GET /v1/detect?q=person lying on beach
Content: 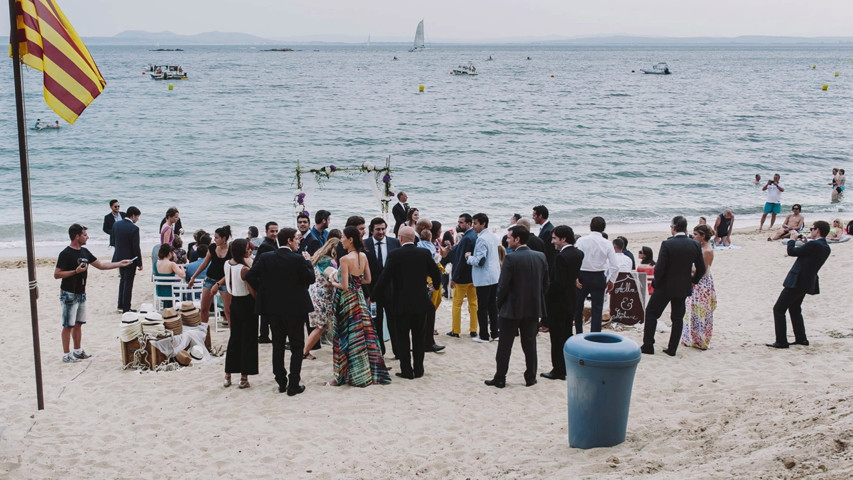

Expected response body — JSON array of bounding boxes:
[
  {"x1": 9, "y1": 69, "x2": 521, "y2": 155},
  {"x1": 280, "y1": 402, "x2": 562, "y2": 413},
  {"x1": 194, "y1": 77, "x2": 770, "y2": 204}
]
[
  {"x1": 768, "y1": 204, "x2": 804, "y2": 241},
  {"x1": 826, "y1": 219, "x2": 845, "y2": 241}
]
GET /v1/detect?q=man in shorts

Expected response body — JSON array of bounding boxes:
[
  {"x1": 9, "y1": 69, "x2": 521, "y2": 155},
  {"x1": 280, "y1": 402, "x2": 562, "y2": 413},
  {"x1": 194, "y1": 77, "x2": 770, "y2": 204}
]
[
  {"x1": 759, "y1": 174, "x2": 784, "y2": 231},
  {"x1": 55, "y1": 224, "x2": 131, "y2": 363}
]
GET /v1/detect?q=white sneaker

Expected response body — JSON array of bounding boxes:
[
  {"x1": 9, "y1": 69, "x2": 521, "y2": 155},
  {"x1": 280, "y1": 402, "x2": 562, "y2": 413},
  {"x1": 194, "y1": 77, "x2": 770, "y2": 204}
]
[
  {"x1": 62, "y1": 353, "x2": 80, "y2": 363},
  {"x1": 472, "y1": 337, "x2": 490, "y2": 343}
]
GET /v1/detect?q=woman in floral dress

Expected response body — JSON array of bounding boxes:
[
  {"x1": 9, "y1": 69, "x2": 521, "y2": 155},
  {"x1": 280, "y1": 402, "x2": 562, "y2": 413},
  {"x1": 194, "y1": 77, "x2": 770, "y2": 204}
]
[
  {"x1": 303, "y1": 237, "x2": 340, "y2": 359},
  {"x1": 682, "y1": 224, "x2": 717, "y2": 349}
]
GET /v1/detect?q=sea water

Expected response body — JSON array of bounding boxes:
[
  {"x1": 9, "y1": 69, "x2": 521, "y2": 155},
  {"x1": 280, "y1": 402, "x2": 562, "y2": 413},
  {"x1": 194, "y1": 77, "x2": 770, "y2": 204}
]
[{"x1": 1, "y1": 45, "x2": 850, "y2": 254}]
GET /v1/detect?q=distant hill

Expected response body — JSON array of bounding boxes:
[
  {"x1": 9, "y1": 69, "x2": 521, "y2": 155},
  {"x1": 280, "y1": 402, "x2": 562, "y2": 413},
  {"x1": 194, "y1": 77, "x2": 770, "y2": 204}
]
[
  {"x1": 83, "y1": 30, "x2": 272, "y2": 45},
  {"x1": 82, "y1": 31, "x2": 853, "y2": 46}
]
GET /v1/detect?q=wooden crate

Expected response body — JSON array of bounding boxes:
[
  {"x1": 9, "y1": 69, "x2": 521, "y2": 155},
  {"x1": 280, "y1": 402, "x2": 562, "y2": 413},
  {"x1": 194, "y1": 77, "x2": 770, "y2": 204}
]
[{"x1": 120, "y1": 338, "x2": 168, "y2": 369}]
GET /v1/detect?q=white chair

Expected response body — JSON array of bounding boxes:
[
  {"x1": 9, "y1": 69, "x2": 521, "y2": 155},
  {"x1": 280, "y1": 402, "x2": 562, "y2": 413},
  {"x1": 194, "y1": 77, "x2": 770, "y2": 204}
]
[
  {"x1": 213, "y1": 291, "x2": 229, "y2": 332},
  {"x1": 152, "y1": 276, "x2": 183, "y2": 311}
]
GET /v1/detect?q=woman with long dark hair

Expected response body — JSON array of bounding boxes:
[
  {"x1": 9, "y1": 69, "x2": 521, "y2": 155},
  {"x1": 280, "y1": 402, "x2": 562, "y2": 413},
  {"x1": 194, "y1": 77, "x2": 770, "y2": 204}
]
[
  {"x1": 637, "y1": 246, "x2": 656, "y2": 295},
  {"x1": 223, "y1": 238, "x2": 257, "y2": 389},
  {"x1": 188, "y1": 225, "x2": 232, "y2": 325},
  {"x1": 160, "y1": 207, "x2": 180, "y2": 245},
  {"x1": 327, "y1": 226, "x2": 390, "y2": 387}
]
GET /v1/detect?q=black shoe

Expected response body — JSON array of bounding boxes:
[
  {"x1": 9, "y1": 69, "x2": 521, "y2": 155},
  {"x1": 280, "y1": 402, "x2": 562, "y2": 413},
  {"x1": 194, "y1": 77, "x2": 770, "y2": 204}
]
[
  {"x1": 428, "y1": 344, "x2": 446, "y2": 352},
  {"x1": 766, "y1": 342, "x2": 789, "y2": 349},
  {"x1": 790, "y1": 339, "x2": 810, "y2": 346},
  {"x1": 640, "y1": 344, "x2": 654, "y2": 355},
  {"x1": 445, "y1": 332, "x2": 460, "y2": 338},
  {"x1": 277, "y1": 380, "x2": 288, "y2": 393},
  {"x1": 414, "y1": 371, "x2": 424, "y2": 378},
  {"x1": 662, "y1": 348, "x2": 676, "y2": 357},
  {"x1": 258, "y1": 336, "x2": 272, "y2": 344},
  {"x1": 286, "y1": 385, "x2": 305, "y2": 396},
  {"x1": 540, "y1": 371, "x2": 566, "y2": 380},
  {"x1": 525, "y1": 378, "x2": 537, "y2": 387},
  {"x1": 470, "y1": 332, "x2": 478, "y2": 338},
  {"x1": 395, "y1": 372, "x2": 414, "y2": 379},
  {"x1": 484, "y1": 378, "x2": 506, "y2": 388}
]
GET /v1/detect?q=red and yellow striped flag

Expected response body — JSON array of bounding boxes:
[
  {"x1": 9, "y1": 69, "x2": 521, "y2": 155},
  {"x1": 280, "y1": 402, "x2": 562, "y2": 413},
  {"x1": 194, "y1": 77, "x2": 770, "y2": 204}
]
[{"x1": 11, "y1": 0, "x2": 105, "y2": 124}]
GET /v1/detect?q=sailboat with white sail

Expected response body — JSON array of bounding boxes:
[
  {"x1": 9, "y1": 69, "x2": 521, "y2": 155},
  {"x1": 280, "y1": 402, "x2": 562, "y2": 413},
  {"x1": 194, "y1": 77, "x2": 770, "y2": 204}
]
[{"x1": 409, "y1": 20, "x2": 425, "y2": 52}]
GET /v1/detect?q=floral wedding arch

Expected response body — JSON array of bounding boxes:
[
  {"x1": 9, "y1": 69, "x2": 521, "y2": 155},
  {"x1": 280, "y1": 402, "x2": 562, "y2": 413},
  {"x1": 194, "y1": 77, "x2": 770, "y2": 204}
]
[{"x1": 293, "y1": 155, "x2": 394, "y2": 218}]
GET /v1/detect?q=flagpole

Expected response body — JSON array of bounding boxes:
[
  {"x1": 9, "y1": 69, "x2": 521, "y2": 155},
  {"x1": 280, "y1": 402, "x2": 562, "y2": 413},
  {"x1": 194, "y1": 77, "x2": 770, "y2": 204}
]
[{"x1": 9, "y1": 0, "x2": 46, "y2": 411}]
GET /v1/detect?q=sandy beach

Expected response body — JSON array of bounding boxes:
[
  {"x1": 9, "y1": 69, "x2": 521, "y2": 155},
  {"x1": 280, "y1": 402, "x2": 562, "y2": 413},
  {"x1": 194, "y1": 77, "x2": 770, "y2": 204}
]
[{"x1": 1, "y1": 223, "x2": 851, "y2": 479}]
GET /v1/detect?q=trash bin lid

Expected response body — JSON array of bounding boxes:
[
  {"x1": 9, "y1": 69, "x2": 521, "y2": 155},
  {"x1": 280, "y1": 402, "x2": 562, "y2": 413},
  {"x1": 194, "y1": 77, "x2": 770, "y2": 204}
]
[{"x1": 563, "y1": 333, "x2": 641, "y2": 368}]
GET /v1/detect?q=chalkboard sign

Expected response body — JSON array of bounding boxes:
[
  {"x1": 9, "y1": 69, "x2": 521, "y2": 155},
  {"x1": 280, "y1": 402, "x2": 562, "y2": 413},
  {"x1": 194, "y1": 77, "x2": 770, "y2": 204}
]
[{"x1": 609, "y1": 272, "x2": 645, "y2": 326}]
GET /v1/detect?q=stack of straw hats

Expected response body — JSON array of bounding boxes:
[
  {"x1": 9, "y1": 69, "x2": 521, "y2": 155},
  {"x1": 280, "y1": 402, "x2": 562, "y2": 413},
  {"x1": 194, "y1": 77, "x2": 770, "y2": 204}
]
[
  {"x1": 179, "y1": 301, "x2": 201, "y2": 327},
  {"x1": 162, "y1": 308, "x2": 183, "y2": 335},
  {"x1": 141, "y1": 312, "x2": 165, "y2": 336},
  {"x1": 120, "y1": 311, "x2": 142, "y2": 342}
]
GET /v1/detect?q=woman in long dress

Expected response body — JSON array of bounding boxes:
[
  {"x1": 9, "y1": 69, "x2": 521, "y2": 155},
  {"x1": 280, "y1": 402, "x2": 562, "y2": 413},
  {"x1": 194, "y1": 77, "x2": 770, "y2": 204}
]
[
  {"x1": 160, "y1": 207, "x2": 179, "y2": 245},
  {"x1": 223, "y1": 239, "x2": 257, "y2": 389},
  {"x1": 303, "y1": 237, "x2": 340, "y2": 359},
  {"x1": 328, "y1": 226, "x2": 390, "y2": 387},
  {"x1": 682, "y1": 224, "x2": 717, "y2": 349}
]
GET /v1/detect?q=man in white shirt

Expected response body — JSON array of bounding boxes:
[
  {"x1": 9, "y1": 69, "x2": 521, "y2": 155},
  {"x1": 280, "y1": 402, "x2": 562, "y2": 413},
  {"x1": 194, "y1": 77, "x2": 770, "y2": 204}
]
[
  {"x1": 612, "y1": 238, "x2": 633, "y2": 273},
  {"x1": 759, "y1": 173, "x2": 784, "y2": 231},
  {"x1": 574, "y1": 216, "x2": 620, "y2": 332}
]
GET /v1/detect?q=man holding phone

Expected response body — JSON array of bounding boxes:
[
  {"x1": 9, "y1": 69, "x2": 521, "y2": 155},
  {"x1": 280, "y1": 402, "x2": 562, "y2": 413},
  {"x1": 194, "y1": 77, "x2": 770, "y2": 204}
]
[
  {"x1": 759, "y1": 173, "x2": 785, "y2": 231},
  {"x1": 112, "y1": 206, "x2": 143, "y2": 312},
  {"x1": 55, "y1": 224, "x2": 132, "y2": 362}
]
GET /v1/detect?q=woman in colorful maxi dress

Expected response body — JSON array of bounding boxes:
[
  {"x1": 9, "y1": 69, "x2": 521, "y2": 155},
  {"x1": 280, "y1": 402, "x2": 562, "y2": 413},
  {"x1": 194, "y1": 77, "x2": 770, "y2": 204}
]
[
  {"x1": 328, "y1": 227, "x2": 391, "y2": 387},
  {"x1": 682, "y1": 224, "x2": 717, "y2": 349}
]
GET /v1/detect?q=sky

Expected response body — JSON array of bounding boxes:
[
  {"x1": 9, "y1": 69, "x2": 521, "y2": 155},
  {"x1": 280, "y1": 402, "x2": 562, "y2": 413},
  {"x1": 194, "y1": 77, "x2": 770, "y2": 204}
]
[{"x1": 4, "y1": 0, "x2": 853, "y2": 40}]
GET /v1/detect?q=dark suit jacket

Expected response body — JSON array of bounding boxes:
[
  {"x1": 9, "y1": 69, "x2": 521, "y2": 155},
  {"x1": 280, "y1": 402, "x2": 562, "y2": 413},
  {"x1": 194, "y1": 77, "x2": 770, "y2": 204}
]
[
  {"x1": 374, "y1": 244, "x2": 440, "y2": 315},
  {"x1": 256, "y1": 237, "x2": 278, "y2": 257},
  {"x1": 783, "y1": 238, "x2": 830, "y2": 294},
  {"x1": 547, "y1": 246, "x2": 584, "y2": 315},
  {"x1": 298, "y1": 235, "x2": 321, "y2": 256},
  {"x1": 526, "y1": 233, "x2": 545, "y2": 253},
  {"x1": 111, "y1": 219, "x2": 142, "y2": 268},
  {"x1": 246, "y1": 248, "x2": 316, "y2": 316},
  {"x1": 497, "y1": 246, "x2": 549, "y2": 320},
  {"x1": 653, "y1": 234, "x2": 706, "y2": 298},
  {"x1": 364, "y1": 236, "x2": 401, "y2": 301},
  {"x1": 392, "y1": 203, "x2": 408, "y2": 236},
  {"x1": 102, "y1": 211, "x2": 126, "y2": 247},
  {"x1": 442, "y1": 228, "x2": 477, "y2": 284},
  {"x1": 538, "y1": 221, "x2": 556, "y2": 276}
]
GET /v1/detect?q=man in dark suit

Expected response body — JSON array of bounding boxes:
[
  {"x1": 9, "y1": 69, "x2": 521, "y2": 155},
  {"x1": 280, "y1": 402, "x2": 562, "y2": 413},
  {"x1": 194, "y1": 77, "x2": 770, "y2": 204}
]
[
  {"x1": 364, "y1": 217, "x2": 401, "y2": 356},
  {"x1": 374, "y1": 227, "x2": 441, "y2": 379},
  {"x1": 296, "y1": 214, "x2": 320, "y2": 256},
  {"x1": 516, "y1": 218, "x2": 545, "y2": 252},
  {"x1": 641, "y1": 216, "x2": 706, "y2": 356},
  {"x1": 111, "y1": 206, "x2": 142, "y2": 312},
  {"x1": 392, "y1": 191, "x2": 409, "y2": 237},
  {"x1": 767, "y1": 220, "x2": 831, "y2": 348},
  {"x1": 533, "y1": 205, "x2": 555, "y2": 272},
  {"x1": 254, "y1": 221, "x2": 278, "y2": 343},
  {"x1": 485, "y1": 225, "x2": 549, "y2": 388},
  {"x1": 102, "y1": 199, "x2": 125, "y2": 248},
  {"x1": 541, "y1": 225, "x2": 584, "y2": 380},
  {"x1": 246, "y1": 228, "x2": 316, "y2": 396}
]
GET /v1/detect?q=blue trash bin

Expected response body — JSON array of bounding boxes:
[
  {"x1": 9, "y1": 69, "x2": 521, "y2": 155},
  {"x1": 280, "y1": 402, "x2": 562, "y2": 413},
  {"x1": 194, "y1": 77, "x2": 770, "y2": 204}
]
[{"x1": 563, "y1": 332, "x2": 641, "y2": 449}]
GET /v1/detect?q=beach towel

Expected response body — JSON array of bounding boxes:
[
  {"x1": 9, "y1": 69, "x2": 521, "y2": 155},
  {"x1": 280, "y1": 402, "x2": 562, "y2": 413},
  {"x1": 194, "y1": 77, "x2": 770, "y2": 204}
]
[{"x1": 713, "y1": 245, "x2": 742, "y2": 250}]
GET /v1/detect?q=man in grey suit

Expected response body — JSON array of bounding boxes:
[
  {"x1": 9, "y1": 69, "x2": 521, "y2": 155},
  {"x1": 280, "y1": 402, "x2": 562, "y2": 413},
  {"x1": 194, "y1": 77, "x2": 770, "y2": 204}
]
[{"x1": 485, "y1": 225, "x2": 549, "y2": 388}]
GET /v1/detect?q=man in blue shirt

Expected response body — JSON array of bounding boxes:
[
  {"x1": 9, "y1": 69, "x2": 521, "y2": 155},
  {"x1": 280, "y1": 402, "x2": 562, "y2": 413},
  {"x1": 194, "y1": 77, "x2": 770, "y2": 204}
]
[{"x1": 466, "y1": 213, "x2": 501, "y2": 343}]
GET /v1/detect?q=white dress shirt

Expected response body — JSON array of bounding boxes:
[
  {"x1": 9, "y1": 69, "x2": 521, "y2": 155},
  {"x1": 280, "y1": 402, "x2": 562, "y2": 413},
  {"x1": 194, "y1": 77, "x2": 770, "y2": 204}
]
[
  {"x1": 576, "y1": 231, "x2": 620, "y2": 283},
  {"x1": 614, "y1": 252, "x2": 633, "y2": 273}
]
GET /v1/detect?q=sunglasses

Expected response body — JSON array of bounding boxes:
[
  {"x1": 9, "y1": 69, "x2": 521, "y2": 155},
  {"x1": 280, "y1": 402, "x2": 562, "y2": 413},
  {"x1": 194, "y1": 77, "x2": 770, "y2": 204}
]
[{"x1": 809, "y1": 227, "x2": 817, "y2": 231}]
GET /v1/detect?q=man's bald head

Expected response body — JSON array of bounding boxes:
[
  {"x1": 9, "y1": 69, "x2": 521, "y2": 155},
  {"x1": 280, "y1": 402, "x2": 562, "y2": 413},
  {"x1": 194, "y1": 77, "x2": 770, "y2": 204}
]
[{"x1": 398, "y1": 226, "x2": 416, "y2": 243}]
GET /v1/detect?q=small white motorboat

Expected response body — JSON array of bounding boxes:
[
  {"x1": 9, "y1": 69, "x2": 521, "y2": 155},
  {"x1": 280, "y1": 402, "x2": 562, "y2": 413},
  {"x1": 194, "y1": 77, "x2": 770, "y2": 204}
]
[
  {"x1": 147, "y1": 64, "x2": 188, "y2": 80},
  {"x1": 641, "y1": 62, "x2": 671, "y2": 75},
  {"x1": 452, "y1": 62, "x2": 478, "y2": 76}
]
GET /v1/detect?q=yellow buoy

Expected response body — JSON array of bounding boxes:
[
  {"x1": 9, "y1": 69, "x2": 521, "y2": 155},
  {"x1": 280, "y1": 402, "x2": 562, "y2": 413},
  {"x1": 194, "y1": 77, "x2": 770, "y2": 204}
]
[
  {"x1": 812, "y1": 64, "x2": 816, "y2": 69},
  {"x1": 168, "y1": 83, "x2": 174, "y2": 90},
  {"x1": 419, "y1": 84, "x2": 424, "y2": 92},
  {"x1": 822, "y1": 83, "x2": 828, "y2": 91},
  {"x1": 835, "y1": 71, "x2": 839, "y2": 77}
]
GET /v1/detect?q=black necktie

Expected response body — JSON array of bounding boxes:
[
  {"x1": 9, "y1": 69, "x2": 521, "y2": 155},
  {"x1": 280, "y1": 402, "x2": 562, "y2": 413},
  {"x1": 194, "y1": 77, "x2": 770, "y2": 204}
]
[{"x1": 377, "y1": 241, "x2": 383, "y2": 267}]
